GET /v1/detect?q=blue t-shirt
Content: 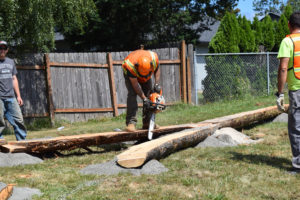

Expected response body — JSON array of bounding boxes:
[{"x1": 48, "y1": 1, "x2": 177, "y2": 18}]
[{"x1": 0, "y1": 57, "x2": 17, "y2": 98}]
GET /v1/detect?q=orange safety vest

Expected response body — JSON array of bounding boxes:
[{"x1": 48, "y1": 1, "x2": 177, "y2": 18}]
[
  {"x1": 122, "y1": 50, "x2": 159, "y2": 83},
  {"x1": 288, "y1": 33, "x2": 300, "y2": 79}
]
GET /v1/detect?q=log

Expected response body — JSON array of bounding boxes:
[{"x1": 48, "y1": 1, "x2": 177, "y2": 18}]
[
  {"x1": 0, "y1": 105, "x2": 286, "y2": 154},
  {"x1": 116, "y1": 105, "x2": 285, "y2": 168},
  {"x1": 0, "y1": 184, "x2": 15, "y2": 200},
  {"x1": 202, "y1": 105, "x2": 288, "y2": 129},
  {"x1": 117, "y1": 124, "x2": 218, "y2": 168},
  {"x1": 0, "y1": 124, "x2": 198, "y2": 153}
]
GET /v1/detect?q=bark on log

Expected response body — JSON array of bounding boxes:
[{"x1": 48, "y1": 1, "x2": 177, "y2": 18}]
[
  {"x1": 0, "y1": 105, "x2": 285, "y2": 154},
  {"x1": 0, "y1": 124, "x2": 198, "y2": 153},
  {"x1": 0, "y1": 184, "x2": 14, "y2": 200},
  {"x1": 202, "y1": 105, "x2": 288, "y2": 129},
  {"x1": 116, "y1": 105, "x2": 285, "y2": 168},
  {"x1": 117, "y1": 124, "x2": 218, "y2": 168}
]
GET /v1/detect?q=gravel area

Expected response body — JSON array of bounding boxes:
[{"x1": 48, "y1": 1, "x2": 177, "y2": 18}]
[
  {"x1": 0, "y1": 153, "x2": 43, "y2": 167},
  {"x1": 80, "y1": 158, "x2": 168, "y2": 176},
  {"x1": 0, "y1": 182, "x2": 42, "y2": 200}
]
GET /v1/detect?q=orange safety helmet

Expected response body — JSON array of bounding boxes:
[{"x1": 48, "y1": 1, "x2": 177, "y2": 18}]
[{"x1": 137, "y1": 56, "x2": 152, "y2": 76}]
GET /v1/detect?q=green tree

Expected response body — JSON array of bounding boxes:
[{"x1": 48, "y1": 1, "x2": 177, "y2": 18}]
[
  {"x1": 252, "y1": 16, "x2": 263, "y2": 51},
  {"x1": 261, "y1": 15, "x2": 275, "y2": 51},
  {"x1": 283, "y1": 4, "x2": 293, "y2": 19},
  {"x1": 286, "y1": 0, "x2": 300, "y2": 11},
  {"x1": 273, "y1": 6, "x2": 290, "y2": 51},
  {"x1": 209, "y1": 12, "x2": 240, "y2": 53},
  {"x1": 253, "y1": 0, "x2": 298, "y2": 16},
  {"x1": 0, "y1": 0, "x2": 96, "y2": 53},
  {"x1": 238, "y1": 16, "x2": 256, "y2": 52},
  {"x1": 253, "y1": 0, "x2": 282, "y2": 16},
  {"x1": 65, "y1": 0, "x2": 239, "y2": 51}
]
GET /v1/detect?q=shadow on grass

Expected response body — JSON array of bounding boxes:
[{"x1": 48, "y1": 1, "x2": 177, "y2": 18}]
[{"x1": 230, "y1": 151, "x2": 291, "y2": 170}]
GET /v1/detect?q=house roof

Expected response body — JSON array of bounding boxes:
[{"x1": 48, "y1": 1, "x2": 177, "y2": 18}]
[
  {"x1": 197, "y1": 20, "x2": 220, "y2": 43},
  {"x1": 259, "y1": 12, "x2": 281, "y2": 21}
]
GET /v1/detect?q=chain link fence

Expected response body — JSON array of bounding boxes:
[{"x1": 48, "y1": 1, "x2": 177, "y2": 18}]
[{"x1": 194, "y1": 52, "x2": 279, "y2": 105}]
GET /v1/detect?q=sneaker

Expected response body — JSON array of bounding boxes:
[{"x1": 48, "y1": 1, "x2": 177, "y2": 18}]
[
  {"x1": 142, "y1": 124, "x2": 160, "y2": 130},
  {"x1": 126, "y1": 124, "x2": 136, "y2": 132},
  {"x1": 286, "y1": 167, "x2": 300, "y2": 175}
]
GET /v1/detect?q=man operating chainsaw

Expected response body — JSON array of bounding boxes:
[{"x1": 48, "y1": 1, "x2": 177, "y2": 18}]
[{"x1": 122, "y1": 49, "x2": 163, "y2": 132}]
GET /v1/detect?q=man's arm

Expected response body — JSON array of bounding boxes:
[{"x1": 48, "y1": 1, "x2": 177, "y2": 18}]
[
  {"x1": 277, "y1": 57, "x2": 290, "y2": 93},
  {"x1": 129, "y1": 77, "x2": 147, "y2": 100},
  {"x1": 12, "y1": 75, "x2": 23, "y2": 106}
]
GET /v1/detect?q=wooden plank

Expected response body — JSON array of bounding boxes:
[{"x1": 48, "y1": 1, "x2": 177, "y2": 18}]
[
  {"x1": 23, "y1": 113, "x2": 49, "y2": 118},
  {"x1": 45, "y1": 54, "x2": 55, "y2": 126},
  {"x1": 181, "y1": 40, "x2": 187, "y2": 103},
  {"x1": 65, "y1": 53, "x2": 75, "y2": 122},
  {"x1": 49, "y1": 62, "x2": 108, "y2": 68},
  {"x1": 2, "y1": 124, "x2": 197, "y2": 153},
  {"x1": 107, "y1": 53, "x2": 119, "y2": 116},
  {"x1": 16, "y1": 65, "x2": 45, "y2": 70},
  {"x1": 187, "y1": 57, "x2": 192, "y2": 104},
  {"x1": 117, "y1": 124, "x2": 217, "y2": 168},
  {"x1": 54, "y1": 108, "x2": 113, "y2": 113},
  {"x1": 116, "y1": 105, "x2": 285, "y2": 168}
]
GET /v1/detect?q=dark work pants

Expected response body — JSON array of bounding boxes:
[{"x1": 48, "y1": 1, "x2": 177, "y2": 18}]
[
  {"x1": 124, "y1": 76, "x2": 153, "y2": 126},
  {"x1": 288, "y1": 90, "x2": 300, "y2": 168}
]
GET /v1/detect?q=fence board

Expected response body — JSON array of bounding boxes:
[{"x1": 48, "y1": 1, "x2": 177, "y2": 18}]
[{"x1": 13, "y1": 47, "x2": 184, "y2": 123}]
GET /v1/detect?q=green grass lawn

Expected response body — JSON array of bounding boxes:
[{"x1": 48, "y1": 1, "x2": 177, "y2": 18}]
[{"x1": 1, "y1": 95, "x2": 298, "y2": 200}]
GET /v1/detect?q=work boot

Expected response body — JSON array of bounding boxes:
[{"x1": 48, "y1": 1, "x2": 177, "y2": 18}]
[
  {"x1": 142, "y1": 124, "x2": 160, "y2": 130},
  {"x1": 126, "y1": 124, "x2": 136, "y2": 132},
  {"x1": 286, "y1": 167, "x2": 300, "y2": 175}
]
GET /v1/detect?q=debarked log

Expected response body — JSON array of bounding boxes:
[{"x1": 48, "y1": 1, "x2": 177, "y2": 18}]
[
  {"x1": 117, "y1": 124, "x2": 218, "y2": 168},
  {"x1": 0, "y1": 184, "x2": 15, "y2": 200},
  {"x1": 116, "y1": 105, "x2": 286, "y2": 168},
  {"x1": 0, "y1": 124, "x2": 198, "y2": 153}
]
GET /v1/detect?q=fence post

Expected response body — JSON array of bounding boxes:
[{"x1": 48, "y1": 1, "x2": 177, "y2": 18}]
[
  {"x1": 44, "y1": 54, "x2": 55, "y2": 126},
  {"x1": 194, "y1": 52, "x2": 198, "y2": 105},
  {"x1": 267, "y1": 52, "x2": 270, "y2": 95},
  {"x1": 107, "y1": 53, "x2": 119, "y2": 116},
  {"x1": 180, "y1": 40, "x2": 187, "y2": 103}
]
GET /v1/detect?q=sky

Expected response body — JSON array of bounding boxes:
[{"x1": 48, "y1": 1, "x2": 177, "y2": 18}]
[
  {"x1": 237, "y1": 0, "x2": 288, "y2": 20},
  {"x1": 236, "y1": 0, "x2": 256, "y2": 20}
]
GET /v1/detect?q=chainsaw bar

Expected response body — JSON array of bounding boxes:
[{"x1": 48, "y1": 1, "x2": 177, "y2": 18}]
[{"x1": 148, "y1": 113, "x2": 155, "y2": 140}]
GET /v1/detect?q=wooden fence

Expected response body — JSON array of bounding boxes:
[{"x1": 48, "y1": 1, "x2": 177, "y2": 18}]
[{"x1": 16, "y1": 41, "x2": 195, "y2": 123}]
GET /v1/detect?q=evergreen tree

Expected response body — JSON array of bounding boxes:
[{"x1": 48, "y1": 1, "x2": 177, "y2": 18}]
[
  {"x1": 283, "y1": 4, "x2": 293, "y2": 20},
  {"x1": 238, "y1": 16, "x2": 256, "y2": 52},
  {"x1": 261, "y1": 15, "x2": 275, "y2": 51},
  {"x1": 252, "y1": 16, "x2": 263, "y2": 51},
  {"x1": 273, "y1": 11, "x2": 289, "y2": 51},
  {"x1": 0, "y1": 0, "x2": 96, "y2": 53},
  {"x1": 209, "y1": 12, "x2": 240, "y2": 53}
]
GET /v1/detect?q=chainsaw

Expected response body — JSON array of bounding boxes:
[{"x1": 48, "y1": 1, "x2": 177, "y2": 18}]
[{"x1": 147, "y1": 84, "x2": 166, "y2": 140}]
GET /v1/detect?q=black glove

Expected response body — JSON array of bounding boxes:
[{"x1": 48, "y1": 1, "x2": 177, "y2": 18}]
[
  {"x1": 143, "y1": 98, "x2": 151, "y2": 110},
  {"x1": 153, "y1": 83, "x2": 161, "y2": 93}
]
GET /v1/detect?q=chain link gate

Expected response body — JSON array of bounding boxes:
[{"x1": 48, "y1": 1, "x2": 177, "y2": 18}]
[{"x1": 194, "y1": 52, "x2": 279, "y2": 105}]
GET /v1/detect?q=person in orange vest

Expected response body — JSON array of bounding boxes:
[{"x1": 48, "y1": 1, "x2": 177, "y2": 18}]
[
  {"x1": 122, "y1": 49, "x2": 161, "y2": 132},
  {"x1": 277, "y1": 11, "x2": 300, "y2": 174}
]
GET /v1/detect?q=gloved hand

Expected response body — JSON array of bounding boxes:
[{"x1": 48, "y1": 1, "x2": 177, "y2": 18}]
[
  {"x1": 276, "y1": 92, "x2": 285, "y2": 112},
  {"x1": 154, "y1": 83, "x2": 162, "y2": 93},
  {"x1": 143, "y1": 98, "x2": 151, "y2": 110}
]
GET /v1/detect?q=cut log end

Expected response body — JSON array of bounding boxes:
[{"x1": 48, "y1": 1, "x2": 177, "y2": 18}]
[
  {"x1": 117, "y1": 156, "x2": 147, "y2": 168},
  {"x1": 0, "y1": 184, "x2": 15, "y2": 200}
]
